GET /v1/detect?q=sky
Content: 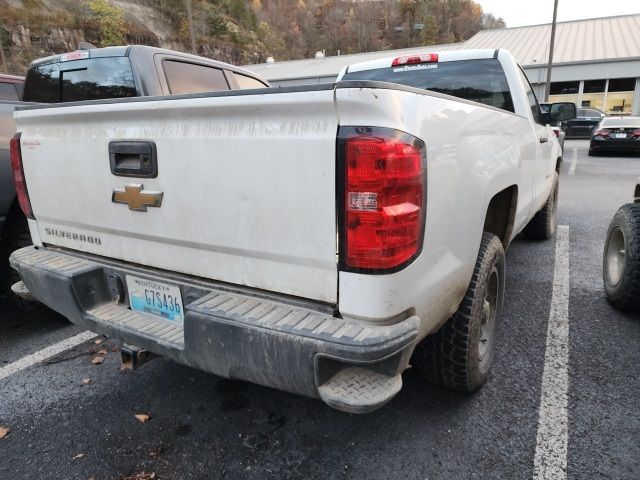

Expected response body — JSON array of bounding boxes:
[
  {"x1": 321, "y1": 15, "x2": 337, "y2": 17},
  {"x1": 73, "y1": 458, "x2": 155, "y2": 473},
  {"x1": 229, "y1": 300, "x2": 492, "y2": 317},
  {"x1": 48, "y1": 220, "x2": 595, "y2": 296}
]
[{"x1": 476, "y1": 0, "x2": 640, "y2": 28}]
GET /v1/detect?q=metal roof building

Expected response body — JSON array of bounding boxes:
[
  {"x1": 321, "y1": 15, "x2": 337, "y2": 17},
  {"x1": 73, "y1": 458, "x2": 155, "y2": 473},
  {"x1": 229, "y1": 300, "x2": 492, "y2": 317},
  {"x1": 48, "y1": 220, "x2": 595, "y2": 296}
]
[{"x1": 244, "y1": 14, "x2": 640, "y2": 115}]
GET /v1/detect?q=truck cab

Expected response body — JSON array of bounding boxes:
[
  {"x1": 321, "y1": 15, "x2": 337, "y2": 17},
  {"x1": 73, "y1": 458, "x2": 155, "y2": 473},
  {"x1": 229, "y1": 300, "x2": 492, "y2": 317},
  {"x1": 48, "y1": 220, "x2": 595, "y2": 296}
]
[{"x1": 21, "y1": 45, "x2": 268, "y2": 102}]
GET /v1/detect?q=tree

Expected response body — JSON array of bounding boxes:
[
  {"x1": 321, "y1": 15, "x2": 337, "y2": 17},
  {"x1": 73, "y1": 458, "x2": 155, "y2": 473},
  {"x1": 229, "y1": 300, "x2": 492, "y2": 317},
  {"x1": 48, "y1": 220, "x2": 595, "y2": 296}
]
[
  {"x1": 421, "y1": 15, "x2": 438, "y2": 45},
  {"x1": 89, "y1": 0, "x2": 126, "y2": 46},
  {"x1": 482, "y1": 12, "x2": 506, "y2": 30}
]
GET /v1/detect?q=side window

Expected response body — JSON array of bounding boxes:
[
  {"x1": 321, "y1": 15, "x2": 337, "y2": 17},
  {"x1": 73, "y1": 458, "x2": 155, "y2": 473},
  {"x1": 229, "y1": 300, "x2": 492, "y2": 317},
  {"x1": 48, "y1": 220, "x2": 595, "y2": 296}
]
[
  {"x1": 0, "y1": 82, "x2": 19, "y2": 101},
  {"x1": 518, "y1": 68, "x2": 542, "y2": 124},
  {"x1": 163, "y1": 60, "x2": 229, "y2": 95},
  {"x1": 234, "y1": 73, "x2": 267, "y2": 89}
]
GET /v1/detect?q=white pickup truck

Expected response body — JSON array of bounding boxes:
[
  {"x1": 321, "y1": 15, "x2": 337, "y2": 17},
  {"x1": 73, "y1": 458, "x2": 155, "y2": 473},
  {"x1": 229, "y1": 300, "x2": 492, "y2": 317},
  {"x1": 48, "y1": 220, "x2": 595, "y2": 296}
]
[{"x1": 9, "y1": 49, "x2": 575, "y2": 413}]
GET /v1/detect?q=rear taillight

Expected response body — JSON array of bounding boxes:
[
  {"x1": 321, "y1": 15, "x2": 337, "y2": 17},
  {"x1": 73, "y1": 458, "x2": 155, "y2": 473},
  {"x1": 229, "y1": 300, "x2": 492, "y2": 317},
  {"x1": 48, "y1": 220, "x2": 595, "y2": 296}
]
[
  {"x1": 593, "y1": 129, "x2": 611, "y2": 137},
  {"x1": 340, "y1": 127, "x2": 425, "y2": 271},
  {"x1": 552, "y1": 129, "x2": 560, "y2": 137},
  {"x1": 633, "y1": 129, "x2": 640, "y2": 138},
  {"x1": 10, "y1": 132, "x2": 34, "y2": 219}
]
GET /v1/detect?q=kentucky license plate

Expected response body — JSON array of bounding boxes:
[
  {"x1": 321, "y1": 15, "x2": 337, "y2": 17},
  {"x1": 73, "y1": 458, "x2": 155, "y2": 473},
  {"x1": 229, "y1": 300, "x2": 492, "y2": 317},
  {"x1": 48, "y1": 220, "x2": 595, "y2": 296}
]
[{"x1": 126, "y1": 275, "x2": 184, "y2": 323}]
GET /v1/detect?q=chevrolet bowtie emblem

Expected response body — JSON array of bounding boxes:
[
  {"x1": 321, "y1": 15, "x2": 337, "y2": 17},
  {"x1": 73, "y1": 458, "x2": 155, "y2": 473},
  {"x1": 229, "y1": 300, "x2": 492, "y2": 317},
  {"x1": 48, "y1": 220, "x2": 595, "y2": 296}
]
[{"x1": 112, "y1": 184, "x2": 163, "y2": 212}]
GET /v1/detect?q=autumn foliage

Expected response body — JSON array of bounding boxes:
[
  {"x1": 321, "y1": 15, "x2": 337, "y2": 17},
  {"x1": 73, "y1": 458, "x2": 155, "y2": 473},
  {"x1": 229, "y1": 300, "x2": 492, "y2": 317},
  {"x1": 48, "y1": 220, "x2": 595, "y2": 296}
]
[{"x1": 0, "y1": 0, "x2": 505, "y2": 74}]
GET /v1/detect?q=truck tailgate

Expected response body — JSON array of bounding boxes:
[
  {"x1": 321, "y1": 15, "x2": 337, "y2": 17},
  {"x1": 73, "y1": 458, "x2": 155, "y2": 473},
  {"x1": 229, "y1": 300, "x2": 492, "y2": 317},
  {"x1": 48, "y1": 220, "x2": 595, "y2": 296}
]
[{"x1": 16, "y1": 89, "x2": 339, "y2": 303}]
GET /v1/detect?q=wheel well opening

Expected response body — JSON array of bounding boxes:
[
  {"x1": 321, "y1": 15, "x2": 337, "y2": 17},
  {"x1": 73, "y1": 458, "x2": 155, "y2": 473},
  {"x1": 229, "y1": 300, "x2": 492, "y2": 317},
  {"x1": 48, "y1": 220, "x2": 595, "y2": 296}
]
[
  {"x1": 483, "y1": 186, "x2": 518, "y2": 249},
  {"x1": 556, "y1": 157, "x2": 562, "y2": 173}
]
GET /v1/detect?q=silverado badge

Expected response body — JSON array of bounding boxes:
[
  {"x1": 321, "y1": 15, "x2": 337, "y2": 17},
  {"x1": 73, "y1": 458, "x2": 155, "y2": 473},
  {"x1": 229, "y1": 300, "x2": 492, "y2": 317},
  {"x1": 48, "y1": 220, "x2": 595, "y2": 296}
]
[{"x1": 112, "y1": 184, "x2": 163, "y2": 212}]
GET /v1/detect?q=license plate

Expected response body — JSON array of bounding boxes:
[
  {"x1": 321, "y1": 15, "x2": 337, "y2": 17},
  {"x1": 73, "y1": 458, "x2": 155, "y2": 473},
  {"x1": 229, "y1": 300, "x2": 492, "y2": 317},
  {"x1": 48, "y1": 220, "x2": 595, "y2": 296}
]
[
  {"x1": 614, "y1": 133, "x2": 627, "y2": 139},
  {"x1": 126, "y1": 275, "x2": 184, "y2": 323}
]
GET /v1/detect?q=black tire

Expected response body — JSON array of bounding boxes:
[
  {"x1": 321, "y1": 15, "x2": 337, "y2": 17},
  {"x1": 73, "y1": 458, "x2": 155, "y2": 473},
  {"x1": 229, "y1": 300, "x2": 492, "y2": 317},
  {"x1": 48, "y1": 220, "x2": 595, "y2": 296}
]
[
  {"x1": 0, "y1": 213, "x2": 62, "y2": 319},
  {"x1": 603, "y1": 203, "x2": 640, "y2": 312},
  {"x1": 523, "y1": 172, "x2": 559, "y2": 240},
  {"x1": 588, "y1": 148, "x2": 595, "y2": 156},
  {"x1": 411, "y1": 232, "x2": 506, "y2": 392},
  {"x1": 1, "y1": 213, "x2": 31, "y2": 290}
]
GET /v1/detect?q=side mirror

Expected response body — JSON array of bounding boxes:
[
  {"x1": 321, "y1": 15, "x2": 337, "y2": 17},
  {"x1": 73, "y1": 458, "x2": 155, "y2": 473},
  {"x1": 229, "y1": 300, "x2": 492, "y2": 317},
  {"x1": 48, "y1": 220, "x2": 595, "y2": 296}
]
[{"x1": 549, "y1": 102, "x2": 577, "y2": 122}]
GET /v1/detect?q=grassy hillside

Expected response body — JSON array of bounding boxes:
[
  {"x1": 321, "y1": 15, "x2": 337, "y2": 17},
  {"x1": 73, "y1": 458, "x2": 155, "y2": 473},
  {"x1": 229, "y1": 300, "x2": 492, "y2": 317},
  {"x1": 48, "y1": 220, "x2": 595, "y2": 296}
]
[
  {"x1": 0, "y1": 0, "x2": 271, "y2": 74},
  {"x1": 0, "y1": 0, "x2": 505, "y2": 76}
]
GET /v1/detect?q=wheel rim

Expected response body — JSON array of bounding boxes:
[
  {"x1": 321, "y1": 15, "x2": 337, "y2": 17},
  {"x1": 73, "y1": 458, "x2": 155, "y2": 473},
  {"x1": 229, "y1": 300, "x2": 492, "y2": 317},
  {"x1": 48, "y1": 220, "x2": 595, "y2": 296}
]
[
  {"x1": 478, "y1": 267, "x2": 498, "y2": 371},
  {"x1": 606, "y1": 226, "x2": 626, "y2": 286}
]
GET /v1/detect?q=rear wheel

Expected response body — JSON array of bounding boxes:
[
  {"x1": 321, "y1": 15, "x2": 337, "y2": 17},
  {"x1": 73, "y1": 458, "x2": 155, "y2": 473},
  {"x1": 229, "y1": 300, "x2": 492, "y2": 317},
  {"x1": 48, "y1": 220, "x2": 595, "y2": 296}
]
[
  {"x1": 523, "y1": 172, "x2": 559, "y2": 240},
  {"x1": 603, "y1": 204, "x2": 640, "y2": 312},
  {"x1": 1, "y1": 213, "x2": 31, "y2": 290},
  {"x1": 0, "y1": 213, "x2": 62, "y2": 319},
  {"x1": 411, "y1": 232, "x2": 505, "y2": 391}
]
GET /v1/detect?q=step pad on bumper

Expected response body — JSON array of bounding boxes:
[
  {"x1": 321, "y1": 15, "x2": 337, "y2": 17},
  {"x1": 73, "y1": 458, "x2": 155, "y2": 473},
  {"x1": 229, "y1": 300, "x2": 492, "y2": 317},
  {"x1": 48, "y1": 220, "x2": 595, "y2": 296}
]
[
  {"x1": 191, "y1": 292, "x2": 388, "y2": 346},
  {"x1": 89, "y1": 303, "x2": 184, "y2": 348},
  {"x1": 318, "y1": 367, "x2": 402, "y2": 413}
]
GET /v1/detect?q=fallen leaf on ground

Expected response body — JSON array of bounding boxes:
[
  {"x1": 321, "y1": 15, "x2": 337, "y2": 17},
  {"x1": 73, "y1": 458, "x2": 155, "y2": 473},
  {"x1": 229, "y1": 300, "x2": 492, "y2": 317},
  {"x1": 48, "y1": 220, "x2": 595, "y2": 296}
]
[
  {"x1": 94, "y1": 339, "x2": 103, "y2": 345},
  {"x1": 134, "y1": 414, "x2": 150, "y2": 423},
  {"x1": 72, "y1": 453, "x2": 85, "y2": 460},
  {"x1": 0, "y1": 427, "x2": 9, "y2": 439},
  {"x1": 91, "y1": 356, "x2": 104, "y2": 365},
  {"x1": 82, "y1": 378, "x2": 92, "y2": 384},
  {"x1": 97, "y1": 349, "x2": 108, "y2": 356}
]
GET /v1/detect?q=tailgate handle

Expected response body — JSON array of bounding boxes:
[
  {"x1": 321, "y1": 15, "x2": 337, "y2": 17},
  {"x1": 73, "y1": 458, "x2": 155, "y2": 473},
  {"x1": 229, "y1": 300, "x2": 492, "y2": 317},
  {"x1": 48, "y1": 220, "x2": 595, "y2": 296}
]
[{"x1": 109, "y1": 141, "x2": 157, "y2": 178}]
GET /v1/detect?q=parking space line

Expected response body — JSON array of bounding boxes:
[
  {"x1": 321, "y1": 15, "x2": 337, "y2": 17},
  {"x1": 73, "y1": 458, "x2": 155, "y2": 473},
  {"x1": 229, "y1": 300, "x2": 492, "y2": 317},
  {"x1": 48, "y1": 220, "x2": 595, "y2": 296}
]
[
  {"x1": 0, "y1": 330, "x2": 98, "y2": 381},
  {"x1": 568, "y1": 148, "x2": 577, "y2": 175},
  {"x1": 533, "y1": 225, "x2": 570, "y2": 480}
]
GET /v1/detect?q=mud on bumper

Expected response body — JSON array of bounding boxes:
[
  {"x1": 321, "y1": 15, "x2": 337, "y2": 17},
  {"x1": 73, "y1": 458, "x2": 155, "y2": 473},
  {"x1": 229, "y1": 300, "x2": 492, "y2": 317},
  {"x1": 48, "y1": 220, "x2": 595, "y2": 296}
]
[{"x1": 10, "y1": 246, "x2": 419, "y2": 413}]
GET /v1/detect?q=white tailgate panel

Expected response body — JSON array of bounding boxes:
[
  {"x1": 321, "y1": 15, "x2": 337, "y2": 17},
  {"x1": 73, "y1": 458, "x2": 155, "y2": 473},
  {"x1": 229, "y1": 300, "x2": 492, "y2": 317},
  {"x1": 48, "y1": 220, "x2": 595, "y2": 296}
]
[{"x1": 18, "y1": 90, "x2": 338, "y2": 303}]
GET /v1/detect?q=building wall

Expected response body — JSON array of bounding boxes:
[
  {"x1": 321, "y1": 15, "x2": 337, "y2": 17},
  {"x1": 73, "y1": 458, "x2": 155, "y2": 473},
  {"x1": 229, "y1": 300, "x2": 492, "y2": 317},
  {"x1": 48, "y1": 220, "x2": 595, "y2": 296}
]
[
  {"x1": 524, "y1": 62, "x2": 640, "y2": 115},
  {"x1": 270, "y1": 76, "x2": 335, "y2": 86}
]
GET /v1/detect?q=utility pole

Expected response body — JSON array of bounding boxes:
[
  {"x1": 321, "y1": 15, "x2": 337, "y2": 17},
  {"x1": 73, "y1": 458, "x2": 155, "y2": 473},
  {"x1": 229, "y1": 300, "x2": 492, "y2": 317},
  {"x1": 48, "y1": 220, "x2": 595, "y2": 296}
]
[
  {"x1": 185, "y1": 0, "x2": 197, "y2": 54},
  {"x1": 544, "y1": 0, "x2": 559, "y2": 102}
]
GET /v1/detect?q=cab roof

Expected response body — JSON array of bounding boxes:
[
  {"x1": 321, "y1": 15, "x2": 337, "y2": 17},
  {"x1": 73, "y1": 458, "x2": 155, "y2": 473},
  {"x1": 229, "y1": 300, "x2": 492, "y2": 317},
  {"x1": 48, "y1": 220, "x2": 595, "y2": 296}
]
[
  {"x1": 28, "y1": 45, "x2": 261, "y2": 80},
  {"x1": 0, "y1": 73, "x2": 25, "y2": 83}
]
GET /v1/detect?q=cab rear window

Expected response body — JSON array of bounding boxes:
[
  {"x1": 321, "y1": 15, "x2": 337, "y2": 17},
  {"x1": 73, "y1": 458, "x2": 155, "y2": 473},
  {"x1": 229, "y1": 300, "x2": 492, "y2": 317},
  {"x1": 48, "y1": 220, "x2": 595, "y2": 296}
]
[
  {"x1": 342, "y1": 58, "x2": 514, "y2": 113},
  {"x1": 22, "y1": 57, "x2": 137, "y2": 103}
]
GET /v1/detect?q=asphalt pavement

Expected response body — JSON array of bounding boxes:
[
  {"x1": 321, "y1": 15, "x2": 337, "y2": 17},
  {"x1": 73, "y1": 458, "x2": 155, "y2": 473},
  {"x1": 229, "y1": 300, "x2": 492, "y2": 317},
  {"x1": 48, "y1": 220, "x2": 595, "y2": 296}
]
[{"x1": 0, "y1": 139, "x2": 638, "y2": 480}]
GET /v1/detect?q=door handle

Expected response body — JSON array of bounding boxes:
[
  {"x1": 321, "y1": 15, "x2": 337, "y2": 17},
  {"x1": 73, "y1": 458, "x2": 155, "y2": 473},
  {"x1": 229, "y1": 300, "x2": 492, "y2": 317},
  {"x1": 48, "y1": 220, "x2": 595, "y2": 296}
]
[
  {"x1": 109, "y1": 141, "x2": 158, "y2": 178},
  {"x1": 539, "y1": 136, "x2": 549, "y2": 143}
]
